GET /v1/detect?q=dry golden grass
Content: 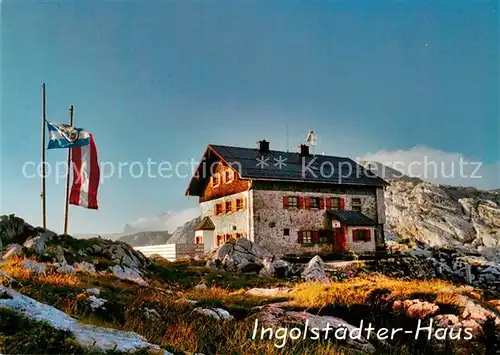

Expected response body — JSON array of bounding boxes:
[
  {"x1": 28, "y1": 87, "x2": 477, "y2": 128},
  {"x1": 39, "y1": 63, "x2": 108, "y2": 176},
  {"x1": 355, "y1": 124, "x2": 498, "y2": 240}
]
[
  {"x1": 1, "y1": 257, "x2": 81, "y2": 287},
  {"x1": 291, "y1": 274, "x2": 464, "y2": 309},
  {"x1": 0, "y1": 258, "x2": 483, "y2": 354},
  {"x1": 182, "y1": 285, "x2": 273, "y2": 309}
]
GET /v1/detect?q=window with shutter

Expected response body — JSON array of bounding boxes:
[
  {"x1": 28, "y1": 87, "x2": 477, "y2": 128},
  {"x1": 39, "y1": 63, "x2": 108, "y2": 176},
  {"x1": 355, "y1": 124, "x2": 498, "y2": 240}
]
[
  {"x1": 309, "y1": 197, "x2": 320, "y2": 209},
  {"x1": 302, "y1": 231, "x2": 313, "y2": 244},
  {"x1": 212, "y1": 174, "x2": 220, "y2": 187},
  {"x1": 329, "y1": 197, "x2": 341, "y2": 210},
  {"x1": 288, "y1": 196, "x2": 298, "y2": 208},
  {"x1": 283, "y1": 196, "x2": 289, "y2": 208},
  {"x1": 353, "y1": 229, "x2": 371, "y2": 242},
  {"x1": 214, "y1": 203, "x2": 223, "y2": 215},
  {"x1": 298, "y1": 196, "x2": 305, "y2": 209},
  {"x1": 225, "y1": 200, "x2": 232, "y2": 213},
  {"x1": 224, "y1": 169, "x2": 234, "y2": 184}
]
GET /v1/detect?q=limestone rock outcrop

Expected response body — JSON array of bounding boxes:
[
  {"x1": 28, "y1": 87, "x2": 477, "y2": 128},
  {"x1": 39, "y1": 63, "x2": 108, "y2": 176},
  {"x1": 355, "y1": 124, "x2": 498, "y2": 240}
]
[{"x1": 385, "y1": 180, "x2": 500, "y2": 260}]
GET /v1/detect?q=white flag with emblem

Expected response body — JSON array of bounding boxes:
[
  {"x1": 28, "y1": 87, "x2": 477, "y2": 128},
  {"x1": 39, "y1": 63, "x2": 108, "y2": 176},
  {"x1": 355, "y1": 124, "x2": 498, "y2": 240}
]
[{"x1": 306, "y1": 130, "x2": 317, "y2": 146}]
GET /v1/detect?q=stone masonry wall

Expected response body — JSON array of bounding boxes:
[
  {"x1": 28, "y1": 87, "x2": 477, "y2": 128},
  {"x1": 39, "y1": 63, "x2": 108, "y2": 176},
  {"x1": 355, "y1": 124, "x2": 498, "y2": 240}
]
[{"x1": 252, "y1": 189, "x2": 377, "y2": 257}]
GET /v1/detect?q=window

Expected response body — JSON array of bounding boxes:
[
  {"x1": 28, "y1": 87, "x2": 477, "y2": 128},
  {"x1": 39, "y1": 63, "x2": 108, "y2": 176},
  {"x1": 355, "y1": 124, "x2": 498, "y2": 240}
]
[
  {"x1": 318, "y1": 230, "x2": 332, "y2": 243},
  {"x1": 328, "y1": 197, "x2": 341, "y2": 210},
  {"x1": 352, "y1": 198, "x2": 362, "y2": 212},
  {"x1": 302, "y1": 231, "x2": 313, "y2": 244},
  {"x1": 216, "y1": 233, "x2": 234, "y2": 246},
  {"x1": 309, "y1": 197, "x2": 320, "y2": 209},
  {"x1": 212, "y1": 173, "x2": 220, "y2": 187},
  {"x1": 236, "y1": 198, "x2": 244, "y2": 211},
  {"x1": 353, "y1": 229, "x2": 371, "y2": 242},
  {"x1": 225, "y1": 200, "x2": 233, "y2": 213},
  {"x1": 224, "y1": 169, "x2": 234, "y2": 184},
  {"x1": 284, "y1": 196, "x2": 299, "y2": 208},
  {"x1": 195, "y1": 236, "x2": 203, "y2": 244},
  {"x1": 214, "y1": 203, "x2": 223, "y2": 215},
  {"x1": 284, "y1": 228, "x2": 290, "y2": 236}
]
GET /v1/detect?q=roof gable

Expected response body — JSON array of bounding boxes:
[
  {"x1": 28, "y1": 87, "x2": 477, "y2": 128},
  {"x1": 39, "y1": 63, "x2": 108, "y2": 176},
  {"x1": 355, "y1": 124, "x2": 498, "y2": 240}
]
[{"x1": 195, "y1": 216, "x2": 215, "y2": 230}]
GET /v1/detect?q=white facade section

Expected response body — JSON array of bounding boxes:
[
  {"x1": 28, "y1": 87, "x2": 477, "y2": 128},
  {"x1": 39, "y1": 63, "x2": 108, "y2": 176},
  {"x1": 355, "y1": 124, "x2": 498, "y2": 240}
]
[
  {"x1": 347, "y1": 227, "x2": 376, "y2": 254},
  {"x1": 195, "y1": 229, "x2": 215, "y2": 251},
  {"x1": 200, "y1": 191, "x2": 250, "y2": 239}
]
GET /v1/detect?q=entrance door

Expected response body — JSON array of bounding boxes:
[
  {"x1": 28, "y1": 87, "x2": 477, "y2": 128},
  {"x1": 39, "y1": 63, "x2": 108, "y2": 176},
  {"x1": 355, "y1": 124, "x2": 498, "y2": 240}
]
[{"x1": 333, "y1": 227, "x2": 347, "y2": 252}]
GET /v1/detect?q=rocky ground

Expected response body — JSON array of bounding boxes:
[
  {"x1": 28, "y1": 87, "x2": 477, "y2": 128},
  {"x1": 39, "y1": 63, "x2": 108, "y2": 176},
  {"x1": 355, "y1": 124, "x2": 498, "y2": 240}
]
[{"x1": 1, "y1": 215, "x2": 500, "y2": 354}]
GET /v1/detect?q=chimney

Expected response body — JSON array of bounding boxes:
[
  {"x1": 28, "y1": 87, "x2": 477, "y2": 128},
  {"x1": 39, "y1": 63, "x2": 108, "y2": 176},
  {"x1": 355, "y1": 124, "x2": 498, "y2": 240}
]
[
  {"x1": 257, "y1": 140, "x2": 270, "y2": 153},
  {"x1": 297, "y1": 144, "x2": 309, "y2": 156}
]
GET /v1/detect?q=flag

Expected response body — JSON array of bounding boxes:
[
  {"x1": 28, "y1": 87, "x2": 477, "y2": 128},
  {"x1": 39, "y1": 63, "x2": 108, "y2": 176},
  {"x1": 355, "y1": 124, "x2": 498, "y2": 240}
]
[
  {"x1": 69, "y1": 134, "x2": 100, "y2": 209},
  {"x1": 46, "y1": 121, "x2": 90, "y2": 149},
  {"x1": 306, "y1": 130, "x2": 317, "y2": 146}
]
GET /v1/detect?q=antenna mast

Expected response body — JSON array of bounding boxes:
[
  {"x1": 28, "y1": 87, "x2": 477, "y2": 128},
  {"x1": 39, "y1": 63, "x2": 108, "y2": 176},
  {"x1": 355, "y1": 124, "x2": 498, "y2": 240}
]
[{"x1": 285, "y1": 123, "x2": 289, "y2": 152}]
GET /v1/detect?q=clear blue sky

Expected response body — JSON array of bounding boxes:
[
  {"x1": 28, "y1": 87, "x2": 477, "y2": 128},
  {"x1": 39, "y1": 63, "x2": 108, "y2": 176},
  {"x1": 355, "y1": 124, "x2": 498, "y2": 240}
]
[{"x1": 1, "y1": 1, "x2": 499, "y2": 234}]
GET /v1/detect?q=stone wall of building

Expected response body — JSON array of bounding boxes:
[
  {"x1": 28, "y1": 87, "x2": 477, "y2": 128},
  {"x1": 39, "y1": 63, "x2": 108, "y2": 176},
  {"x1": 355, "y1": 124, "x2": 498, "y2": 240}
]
[
  {"x1": 252, "y1": 188, "x2": 377, "y2": 256},
  {"x1": 376, "y1": 187, "x2": 386, "y2": 224},
  {"x1": 200, "y1": 191, "x2": 250, "y2": 241}
]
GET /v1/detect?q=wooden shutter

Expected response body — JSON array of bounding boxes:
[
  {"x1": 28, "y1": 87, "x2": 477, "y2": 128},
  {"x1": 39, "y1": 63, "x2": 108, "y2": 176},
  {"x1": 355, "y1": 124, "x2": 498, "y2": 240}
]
[
  {"x1": 283, "y1": 196, "x2": 289, "y2": 208},
  {"x1": 297, "y1": 231, "x2": 303, "y2": 244},
  {"x1": 325, "y1": 197, "x2": 331, "y2": 210},
  {"x1": 339, "y1": 198, "x2": 345, "y2": 210},
  {"x1": 312, "y1": 231, "x2": 319, "y2": 244},
  {"x1": 305, "y1": 197, "x2": 311, "y2": 209},
  {"x1": 231, "y1": 200, "x2": 236, "y2": 212},
  {"x1": 214, "y1": 204, "x2": 218, "y2": 215},
  {"x1": 319, "y1": 198, "x2": 325, "y2": 209},
  {"x1": 365, "y1": 230, "x2": 371, "y2": 242},
  {"x1": 298, "y1": 196, "x2": 305, "y2": 209}
]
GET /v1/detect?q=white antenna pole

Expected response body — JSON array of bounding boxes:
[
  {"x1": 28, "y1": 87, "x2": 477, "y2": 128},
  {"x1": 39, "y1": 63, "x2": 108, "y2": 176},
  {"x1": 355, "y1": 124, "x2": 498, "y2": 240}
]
[{"x1": 285, "y1": 123, "x2": 289, "y2": 152}]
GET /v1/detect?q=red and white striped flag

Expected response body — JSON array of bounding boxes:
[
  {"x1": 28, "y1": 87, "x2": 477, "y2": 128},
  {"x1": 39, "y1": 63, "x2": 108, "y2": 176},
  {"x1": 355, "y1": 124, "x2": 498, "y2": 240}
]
[{"x1": 69, "y1": 134, "x2": 100, "y2": 209}]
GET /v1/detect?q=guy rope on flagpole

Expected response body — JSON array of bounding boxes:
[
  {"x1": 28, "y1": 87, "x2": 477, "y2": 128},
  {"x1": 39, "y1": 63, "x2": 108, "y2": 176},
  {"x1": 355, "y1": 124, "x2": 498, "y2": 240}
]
[
  {"x1": 63, "y1": 105, "x2": 74, "y2": 234},
  {"x1": 41, "y1": 83, "x2": 47, "y2": 229}
]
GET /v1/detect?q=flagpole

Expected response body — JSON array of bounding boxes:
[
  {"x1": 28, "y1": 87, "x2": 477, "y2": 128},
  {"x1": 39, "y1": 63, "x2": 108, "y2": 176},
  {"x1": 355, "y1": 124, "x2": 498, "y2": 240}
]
[
  {"x1": 41, "y1": 83, "x2": 47, "y2": 229},
  {"x1": 63, "y1": 105, "x2": 74, "y2": 234}
]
